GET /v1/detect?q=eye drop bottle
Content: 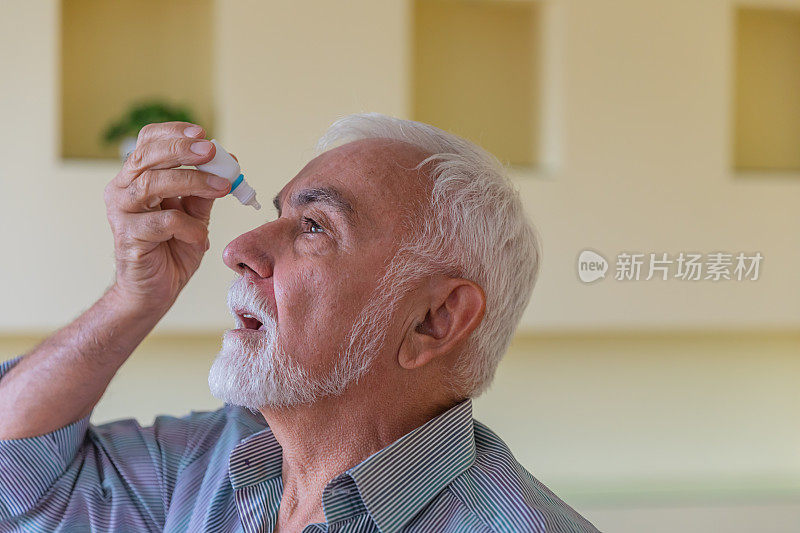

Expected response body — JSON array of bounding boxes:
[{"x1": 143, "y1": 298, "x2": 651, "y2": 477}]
[{"x1": 196, "y1": 139, "x2": 261, "y2": 210}]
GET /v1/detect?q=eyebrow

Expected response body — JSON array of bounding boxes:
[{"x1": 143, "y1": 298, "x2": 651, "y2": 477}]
[{"x1": 272, "y1": 186, "x2": 358, "y2": 229}]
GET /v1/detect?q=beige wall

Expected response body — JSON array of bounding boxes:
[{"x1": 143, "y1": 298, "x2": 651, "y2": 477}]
[
  {"x1": 1, "y1": 0, "x2": 798, "y2": 333},
  {"x1": 1, "y1": 1, "x2": 799, "y2": 531}
]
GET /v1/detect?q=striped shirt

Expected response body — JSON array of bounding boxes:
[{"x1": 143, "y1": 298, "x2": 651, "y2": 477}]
[{"x1": 0, "y1": 355, "x2": 599, "y2": 532}]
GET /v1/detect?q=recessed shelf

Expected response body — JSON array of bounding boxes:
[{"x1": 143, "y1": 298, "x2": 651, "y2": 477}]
[
  {"x1": 412, "y1": 0, "x2": 541, "y2": 167},
  {"x1": 733, "y1": 7, "x2": 800, "y2": 172},
  {"x1": 60, "y1": 0, "x2": 215, "y2": 159}
]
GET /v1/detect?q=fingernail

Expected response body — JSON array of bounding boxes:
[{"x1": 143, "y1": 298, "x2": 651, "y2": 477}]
[
  {"x1": 184, "y1": 125, "x2": 203, "y2": 137},
  {"x1": 207, "y1": 175, "x2": 230, "y2": 190},
  {"x1": 191, "y1": 140, "x2": 213, "y2": 155},
  {"x1": 204, "y1": 237, "x2": 210, "y2": 250}
]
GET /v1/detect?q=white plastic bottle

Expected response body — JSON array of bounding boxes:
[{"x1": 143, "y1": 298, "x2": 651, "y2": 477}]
[{"x1": 196, "y1": 139, "x2": 261, "y2": 210}]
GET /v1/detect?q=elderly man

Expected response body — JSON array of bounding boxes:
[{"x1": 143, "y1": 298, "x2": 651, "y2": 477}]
[{"x1": 0, "y1": 114, "x2": 598, "y2": 532}]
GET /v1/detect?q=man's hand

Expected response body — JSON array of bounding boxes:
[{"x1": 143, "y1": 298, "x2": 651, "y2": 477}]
[
  {"x1": 103, "y1": 122, "x2": 232, "y2": 314},
  {"x1": 0, "y1": 123, "x2": 238, "y2": 439}
]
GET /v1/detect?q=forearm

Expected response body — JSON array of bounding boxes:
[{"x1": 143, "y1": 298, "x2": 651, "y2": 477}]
[{"x1": 0, "y1": 284, "x2": 169, "y2": 439}]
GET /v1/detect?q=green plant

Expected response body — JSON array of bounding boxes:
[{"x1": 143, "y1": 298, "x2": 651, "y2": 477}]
[{"x1": 102, "y1": 99, "x2": 197, "y2": 145}]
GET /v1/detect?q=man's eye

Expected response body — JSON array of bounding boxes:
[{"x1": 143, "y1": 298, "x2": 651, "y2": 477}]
[{"x1": 301, "y1": 216, "x2": 325, "y2": 234}]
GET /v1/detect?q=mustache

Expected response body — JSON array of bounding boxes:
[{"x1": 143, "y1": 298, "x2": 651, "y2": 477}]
[{"x1": 226, "y1": 277, "x2": 275, "y2": 324}]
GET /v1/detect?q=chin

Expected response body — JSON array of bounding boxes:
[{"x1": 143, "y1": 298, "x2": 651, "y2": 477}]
[{"x1": 209, "y1": 326, "x2": 322, "y2": 410}]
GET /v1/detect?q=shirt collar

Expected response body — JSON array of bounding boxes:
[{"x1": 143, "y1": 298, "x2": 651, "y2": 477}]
[
  {"x1": 228, "y1": 422, "x2": 283, "y2": 490},
  {"x1": 346, "y1": 399, "x2": 476, "y2": 533},
  {"x1": 227, "y1": 399, "x2": 476, "y2": 532}
]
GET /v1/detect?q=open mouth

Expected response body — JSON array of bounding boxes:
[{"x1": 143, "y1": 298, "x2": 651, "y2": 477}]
[{"x1": 238, "y1": 312, "x2": 265, "y2": 331}]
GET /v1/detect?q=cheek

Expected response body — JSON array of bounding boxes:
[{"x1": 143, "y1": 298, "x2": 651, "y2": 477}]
[
  {"x1": 295, "y1": 234, "x2": 335, "y2": 255},
  {"x1": 274, "y1": 264, "x2": 347, "y2": 363},
  {"x1": 273, "y1": 234, "x2": 387, "y2": 364}
]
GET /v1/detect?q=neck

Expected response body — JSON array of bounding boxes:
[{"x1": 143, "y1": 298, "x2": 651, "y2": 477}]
[{"x1": 260, "y1": 376, "x2": 456, "y2": 523}]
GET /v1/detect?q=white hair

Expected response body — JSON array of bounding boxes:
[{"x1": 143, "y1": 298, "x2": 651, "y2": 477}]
[{"x1": 315, "y1": 113, "x2": 542, "y2": 398}]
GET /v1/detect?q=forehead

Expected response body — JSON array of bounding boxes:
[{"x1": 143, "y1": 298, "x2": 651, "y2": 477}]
[{"x1": 275, "y1": 138, "x2": 432, "y2": 230}]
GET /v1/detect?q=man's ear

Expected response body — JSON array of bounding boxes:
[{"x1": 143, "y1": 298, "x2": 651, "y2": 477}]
[{"x1": 398, "y1": 278, "x2": 486, "y2": 370}]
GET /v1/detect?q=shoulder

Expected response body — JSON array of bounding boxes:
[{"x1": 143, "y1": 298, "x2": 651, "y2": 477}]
[
  {"x1": 442, "y1": 420, "x2": 600, "y2": 533},
  {"x1": 157, "y1": 403, "x2": 269, "y2": 460},
  {"x1": 91, "y1": 402, "x2": 267, "y2": 441},
  {"x1": 176, "y1": 403, "x2": 268, "y2": 438},
  {"x1": 175, "y1": 403, "x2": 270, "y2": 469},
  {"x1": 88, "y1": 403, "x2": 269, "y2": 467}
]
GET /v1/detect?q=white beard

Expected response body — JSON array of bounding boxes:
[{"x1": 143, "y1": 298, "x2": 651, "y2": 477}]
[{"x1": 208, "y1": 273, "x2": 401, "y2": 411}]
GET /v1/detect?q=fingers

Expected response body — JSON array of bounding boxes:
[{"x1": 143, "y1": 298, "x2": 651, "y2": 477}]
[
  {"x1": 124, "y1": 209, "x2": 209, "y2": 247},
  {"x1": 136, "y1": 121, "x2": 205, "y2": 146},
  {"x1": 160, "y1": 197, "x2": 184, "y2": 213},
  {"x1": 116, "y1": 137, "x2": 217, "y2": 187},
  {"x1": 181, "y1": 195, "x2": 215, "y2": 225},
  {"x1": 108, "y1": 168, "x2": 231, "y2": 213},
  {"x1": 104, "y1": 124, "x2": 226, "y2": 254}
]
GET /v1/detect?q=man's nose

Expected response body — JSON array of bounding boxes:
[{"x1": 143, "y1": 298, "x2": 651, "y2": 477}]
[{"x1": 222, "y1": 224, "x2": 277, "y2": 278}]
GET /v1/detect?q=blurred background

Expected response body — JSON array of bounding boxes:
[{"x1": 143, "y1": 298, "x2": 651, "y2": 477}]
[{"x1": 1, "y1": 0, "x2": 799, "y2": 531}]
